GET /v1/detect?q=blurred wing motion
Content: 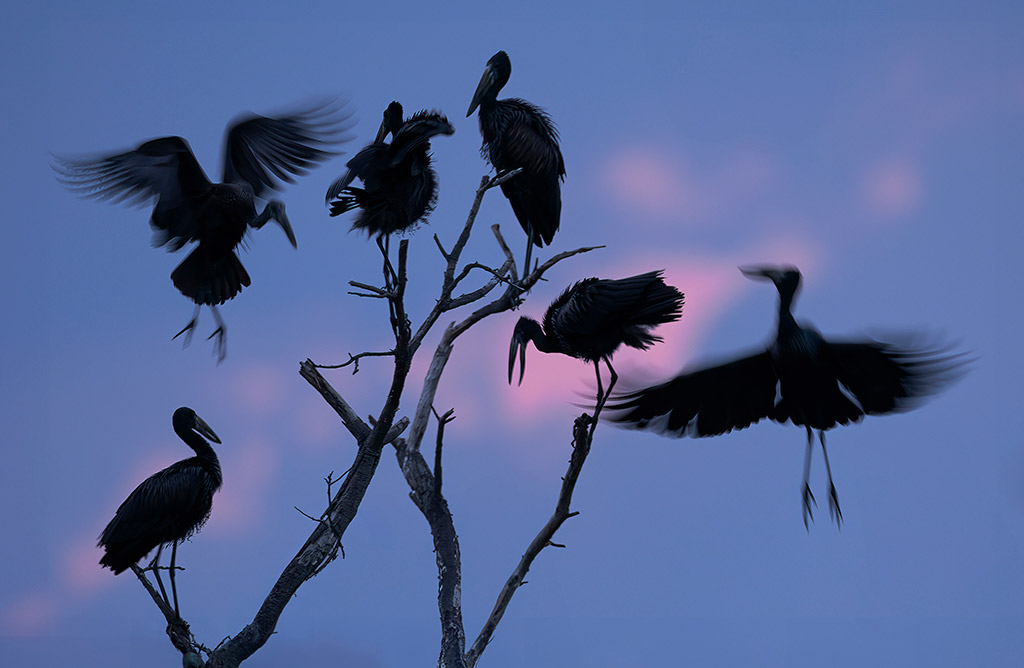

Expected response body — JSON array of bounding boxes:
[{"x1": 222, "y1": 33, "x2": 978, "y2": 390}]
[
  {"x1": 52, "y1": 136, "x2": 212, "y2": 251},
  {"x1": 223, "y1": 100, "x2": 354, "y2": 198},
  {"x1": 52, "y1": 100, "x2": 354, "y2": 362},
  {"x1": 606, "y1": 265, "x2": 969, "y2": 527}
]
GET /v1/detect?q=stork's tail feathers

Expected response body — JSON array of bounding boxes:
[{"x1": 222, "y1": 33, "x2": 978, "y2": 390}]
[
  {"x1": 635, "y1": 277, "x2": 685, "y2": 325},
  {"x1": 328, "y1": 189, "x2": 362, "y2": 217},
  {"x1": 171, "y1": 248, "x2": 251, "y2": 306}
]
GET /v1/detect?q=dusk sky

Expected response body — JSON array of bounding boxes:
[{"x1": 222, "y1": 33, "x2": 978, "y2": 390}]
[{"x1": 3, "y1": 2, "x2": 1023, "y2": 667}]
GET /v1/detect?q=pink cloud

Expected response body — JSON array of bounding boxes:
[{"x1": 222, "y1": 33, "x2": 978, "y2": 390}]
[
  {"x1": 600, "y1": 145, "x2": 780, "y2": 224},
  {"x1": 0, "y1": 591, "x2": 58, "y2": 637},
  {"x1": 229, "y1": 363, "x2": 287, "y2": 413},
  {"x1": 862, "y1": 158, "x2": 923, "y2": 219},
  {"x1": 63, "y1": 539, "x2": 108, "y2": 595},
  {"x1": 602, "y1": 148, "x2": 697, "y2": 217}
]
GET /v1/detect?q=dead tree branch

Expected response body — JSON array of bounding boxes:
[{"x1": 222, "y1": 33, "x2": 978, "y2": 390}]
[{"x1": 466, "y1": 413, "x2": 595, "y2": 666}]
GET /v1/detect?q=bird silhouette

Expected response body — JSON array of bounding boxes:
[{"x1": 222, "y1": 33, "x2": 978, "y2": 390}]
[
  {"x1": 99, "y1": 407, "x2": 222, "y2": 615},
  {"x1": 326, "y1": 101, "x2": 454, "y2": 239},
  {"x1": 53, "y1": 100, "x2": 354, "y2": 362},
  {"x1": 606, "y1": 265, "x2": 967, "y2": 528},
  {"x1": 468, "y1": 51, "x2": 565, "y2": 277},
  {"x1": 510, "y1": 270, "x2": 684, "y2": 414}
]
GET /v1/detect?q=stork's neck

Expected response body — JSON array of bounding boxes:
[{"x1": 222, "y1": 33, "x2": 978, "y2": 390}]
[
  {"x1": 519, "y1": 318, "x2": 559, "y2": 353},
  {"x1": 776, "y1": 289, "x2": 800, "y2": 339},
  {"x1": 176, "y1": 427, "x2": 219, "y2": 463}
]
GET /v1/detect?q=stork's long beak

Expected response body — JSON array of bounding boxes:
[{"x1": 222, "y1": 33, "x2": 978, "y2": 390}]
[
  {"x1": 508, "y1": 331, "x2": 527, "y2": 386},
  {"x1": 272, "y1": 201, "x2": 297, "y2": 248},
  {"x1": 739, "y1": 265, "x2": 781, "y2": 283},
  {"x1": 194, "y1": 414, "x2": 222, "y2": 444},
  {"x1": 467, "y1": 64, "x2": 498, "y2": 117}
]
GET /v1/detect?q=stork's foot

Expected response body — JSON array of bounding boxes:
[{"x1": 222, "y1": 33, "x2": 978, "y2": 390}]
[
  {"x1": 208, "y1": 326, "x2": 227, "y2": 364},
  {"x1": 172, "y1": 318, "x2": 198, "y2": 348},
  {"x1": 802, "y1": 483, "x2": 817, "y2": 530},
  {"x1": 828, "y1": 483, "x2": 843, "y2": 526}
]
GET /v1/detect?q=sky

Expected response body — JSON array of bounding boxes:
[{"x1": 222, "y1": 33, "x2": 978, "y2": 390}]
[{"x1": 2, "y1": 2, "x2": 1023, "y2": 666}]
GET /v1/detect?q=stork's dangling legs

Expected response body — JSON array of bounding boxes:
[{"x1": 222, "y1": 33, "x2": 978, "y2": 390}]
[
  {"x1": 802, "y1": 426, "x2": 818, "y2": 530},
  {"x1": 208, "y1": 306, "x2": 227, "y2": 364},
  {"x1": 819, "y1": 430, "x2": 843, "y2": 525},
  {"x1": 173, "y1": 305, "x2": 202, "y2": 348}
]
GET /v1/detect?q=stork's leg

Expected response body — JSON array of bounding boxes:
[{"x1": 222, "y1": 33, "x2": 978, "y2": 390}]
[
  {"x1": 208, "y1": 306, "x2": 227, "y2": 364},
  {"x1": 522, "y1": 227, "x2": 534, "y2": 281},
  {"x1": 594, "y1": 359, "x2": 618, "y2": 419},
  {"x1": 172, "y1": 305, "x2": 201, "y2": 348},
  {"x1": 802, "y1": 426, "x2": 817, "y2": 530},
  {"x1": 592, "y1": 363, "x2": 605, "y2": 419},
  {"x1": 377, "y1": 235, "x2": 397, "y2": 287},
  {"x1": 819, "y1": 430, "x2": 843, "y2": 525},
  {"x1": 168, "y1": 540, "x2": 180, "y2": 618},
  {"x1": 147, "y1": 543, "x2": 170, "y2": 609}
]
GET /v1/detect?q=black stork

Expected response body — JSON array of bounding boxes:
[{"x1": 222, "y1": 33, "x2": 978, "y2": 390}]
[
  {"x1": 467, "y1": 50, "x2": 565, "y2": 277},
  {"x1": 509, "y1": 270, "x2": 684, "y2": 414},
  {"x1": 98, "y1": 407, "x2": 222, "y2": 616},
  {"x1": 326, "y1": 101, "x2": 454, "y2": 240},
  {"x1": 52, "y1": 101, "x2": 353, "y2": 362},
  {"x1": 606, "y1": 265, "x2": 967, "y2": 528}
]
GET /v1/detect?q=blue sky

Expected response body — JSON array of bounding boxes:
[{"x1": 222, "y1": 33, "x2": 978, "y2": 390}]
[{"x1": 2, "y1": 2, "x2": 1023, "y2": 666}]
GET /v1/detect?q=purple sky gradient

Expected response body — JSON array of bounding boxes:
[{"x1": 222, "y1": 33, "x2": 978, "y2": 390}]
[{"x1": 3, "y1": 2, "x2": 1023, "y2": 666}]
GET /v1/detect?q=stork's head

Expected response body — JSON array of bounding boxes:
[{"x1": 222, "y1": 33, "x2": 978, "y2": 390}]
[
  {"x1": 740, "y1": 265, "x2": 802, "y2": 300},
  {"x1": 173, "y1": 407, "x2": 222, "y2": 444},
  {"x1": 376, "y1": 101, "x2": 404, "y2": 143},
  {"x1": 468, "y1": 50, "x2": 512, "y2": 117},
  {"x1": 508, "y1": 316, "x2": 542, "y2": 386}
]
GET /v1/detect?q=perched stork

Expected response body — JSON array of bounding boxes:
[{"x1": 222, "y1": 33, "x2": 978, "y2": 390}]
[
  {"x1": 99, "y1": 407, "x2": 222, "y2": 616},
  {"x1": 468, "y1": 50, "x2": 565, "y2": 276},
  {"x1": 326, "y1": 101, "x2": 454, "y2": 239},
  {"x1": 509, "y1": 270, "x2": 684, "y2": 413}
]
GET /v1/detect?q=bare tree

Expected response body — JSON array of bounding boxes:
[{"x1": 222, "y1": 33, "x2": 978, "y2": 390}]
[{"x1": 127, "y1": 171, "x2": 604, "y2": 667}]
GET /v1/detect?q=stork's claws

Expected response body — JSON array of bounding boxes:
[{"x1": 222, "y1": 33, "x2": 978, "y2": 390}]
[
  {"x1": 828, "y1": 484, "x2": 843, "y2": 526},
  {"x1": 172, "y1": 319, "x2": 197, "y2": 347},
  {"x1": 208, "y1": 327, "x2": 227, "y2": 364},
  {"x1": 802, "y1": 483, "x2": 817, "y2": 530}
]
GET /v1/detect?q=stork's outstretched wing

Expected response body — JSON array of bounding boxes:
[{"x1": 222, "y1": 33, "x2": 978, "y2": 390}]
[
  {"x1": 223, "y1": 100, "x2": 354, "y2": 198},
  {"x1": 606, "y1": 350, "x2": 778, "y2": 437},
  {"x1": 52, "y1": 136, "x2": 211, "y2": 250}
]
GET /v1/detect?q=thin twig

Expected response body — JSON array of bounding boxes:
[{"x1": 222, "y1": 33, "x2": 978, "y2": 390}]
[
  {"x1": 309, "y1": 350, "x2": 396, "y2": 374},
  {"x1": 466, "y1": 413, "x2": 595, "y2": 666},
  {"x1": 431, "y1": 407, "x2": 456, "y2": 496}
]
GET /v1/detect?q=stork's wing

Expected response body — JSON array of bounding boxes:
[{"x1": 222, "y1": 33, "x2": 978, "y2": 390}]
[
  {"x1": 605, "y1": 350, "x2": 778, "y2": 437},
  {"x1": 52, "y1": 136, "x2": 211, "y2": 250},
  {"x1": 223, "y1": 100, "x2": 354, "y2": 199},
  {"x1": 825, "y1": 338, "x2": 969, "y2": 416},
  {"x1": 324, "y1": 142, "x2": 388, "y2": 203},
  {"x1": 503, "y1": 99, "x2": 565, "y2": 179},
  {"x1": 99, "y1": 460, "x2": 210, "y2": 551},
  {"x1": 388, "y1": 111, "x2": 454, "y2": 167}
]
